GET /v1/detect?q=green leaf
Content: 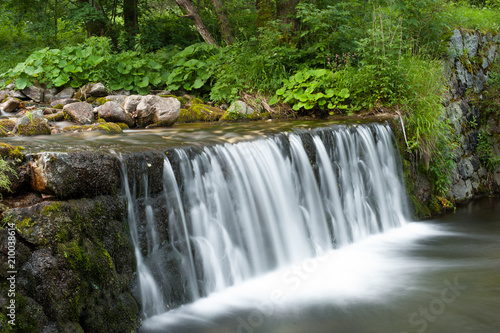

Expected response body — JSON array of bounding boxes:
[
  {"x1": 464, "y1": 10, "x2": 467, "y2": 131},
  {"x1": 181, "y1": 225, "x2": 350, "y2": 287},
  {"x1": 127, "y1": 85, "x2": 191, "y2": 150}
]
[
  {"x1": 192, "y1": 77, "x2": 205, "y2": 89},
  {"x1": 137, "y1": 76, "x2": 149, "y2": 88},
  {"x1": 16, "y1": 75, "x2": 30, "y2": 90},
  {"x1": 269, "y1": 95, "x2": 280, "y2": 105},
  {"x1": 53, "y1": 73, "x2": 70, "y2": 87}
]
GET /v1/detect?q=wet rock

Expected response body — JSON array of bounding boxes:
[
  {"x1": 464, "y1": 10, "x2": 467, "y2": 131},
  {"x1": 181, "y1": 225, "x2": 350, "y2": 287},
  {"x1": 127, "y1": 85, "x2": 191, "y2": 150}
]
[
  {"x1": 178, "y1": 104, "x2": 225, "y2": 122},
  {"x1": 95, "y1": 101, "x2": 134, "y2": 126},
  {"x1": 50, "y1": 87, "x2": 75, "y2": 103},
  {"x1": 445, "y1": 102, "x2": 462, "y2": 135},
  {"x1": 50, "y1": 98, "x2": 80, "y2": 108},
  {"x1": 0, "y1": 97, "x2": 20, "y2": 112},
  {"x1": 15, "y1": 110, "x2": 51, "y2": 136},
  {"x1": 91, "y1": 122, "x2": 123, "y2": 134},
  {"x1": 474, "y1": 70, "x2": 487, "y2": 93},
  {"x1": 63, "y1": 102, "x2": 94, "y2": 124},
  {"x1": 10, "y1": 89, "x2": 27, "y2": 99},
  {"x1": 22, "y1": 85, "x2": 44, "y2": 103},
  {"x1": 135, "y1": 95, "x2": 180, "y2": 127},
  {"x1": 45, "y1": 111, "x2": 64, "y2": 122},
  {"x1": 29, "y1": 152, "x2": 121, "y2": 199},
  {"x1": 415, "y1": 173, "x2": 431, "y2": 204},
  {"x1": 0, "y1": 90, "x2": 8, "y2": 102}
]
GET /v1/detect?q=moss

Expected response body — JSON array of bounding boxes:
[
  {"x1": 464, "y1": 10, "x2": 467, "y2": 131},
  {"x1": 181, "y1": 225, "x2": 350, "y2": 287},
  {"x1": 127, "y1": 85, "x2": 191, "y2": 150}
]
[
  {"x1": 17, "y1": 118, "x2": 51, "y2": 136},
  {"x1": 191, "y1": 97, "x2": 204, "y2": 104},
  {"x1": 115, "y1": 122, "x2": 129, "y2": 129},
  {"x1": 96, "y1": 118, "x2": 106, "y2": 123},
  {"x1": 178, "y1": 104, "x2": 225, "y2": 123},
  {"x1": 0, "y1": 143, "x2": 25, "y2": 160},
  {"x1": 96, "y1": 97, "x2": 107, "y2": 105},
  {"x1": 0, "y1": 119, "x2": 16, "y2": 131},
  {"x1": 45, "y1": 112, "x2": 64, "y2": 122},
  {"x1": 86, "y1": 97, "x2": 96, "y2": 103},
  {"x1": 41, "y1": 202, "x2": 61, "y2": 216},
  {"x1": 54, "y1": 103, "x2": 64, "y2": 109},
  {"x1": 92, "y1": 122, "x2": 123, "y2": 134},
  {"x1": 62, "y1": 125, "x2": 84, "y2": 132}
]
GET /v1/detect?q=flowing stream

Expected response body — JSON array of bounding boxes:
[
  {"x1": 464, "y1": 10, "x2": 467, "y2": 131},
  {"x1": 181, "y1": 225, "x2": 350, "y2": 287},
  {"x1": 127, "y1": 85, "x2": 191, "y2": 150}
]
[{"x1": 121, "y1": 122, "x2": 499, "y2": 332}]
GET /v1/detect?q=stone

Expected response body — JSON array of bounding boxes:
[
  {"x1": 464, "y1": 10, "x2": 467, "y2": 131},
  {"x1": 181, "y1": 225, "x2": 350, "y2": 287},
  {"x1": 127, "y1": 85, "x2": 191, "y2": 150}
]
[
  {"x1": 445, "y1": 102, "x2": 462, "y2": 135},
  {"x1": 457, "y1": 158, "x2": 474, "y2": 179},
  {"x1": 450, "y1": 179, "x2": 472, "y2": 201},
  {"x1": 22, "y1": 85, "x2": 45, "y2": 103},
  {"x1": 448, "y1": 29, "x2": 463, "y2": 59},
  {"x1": 50, "y1": 87, "x2": 75, "y2": 103},
  {"x1": 29, "y1": 152, "x2": 121, "y2": 198},
  {"x1": 109, "y1": 89, "x2": 131, "y2": 96},
  {"x1": 15, "y1": 110, "x2": 51, "y2": 136},
  {"x1": 464, "y1": 130, "x2": 479, "y2": 155},
  {"x1": 0, "y1": 90, "x2": 9, "y2": 102},
  {"x1": 45, "y1": 111, "x2": 64, "y2": 122},
  {"x1": 482, "y1": 56, "x2": 489, "y2": 70},
  {"x1": 464, "y1": 32, "x2": 479, "y2": 58},
  {"x1": 456, "y1": 60, "x2": 466, "y2": 85},
  {"x1": 123, "y1": 95, "x2": 144, "y2": 114},
  {"x1": 89, "y1": 82, "x2": 108, "y2": 97},
  {"x1": 75, "y1": 83, "x2": 108, "y2": 100},
  {"x1": 63, "y1": 102, "x2": 94, "y2": 124},
  {"x1": 104, "y1": 95, "x2": 128, "y2": 106},
  {"x1": 43, "y1": 88, "x2": 58, "y2": 103},
  {"x1": 473, "y1": 70, "x2": 487, "y2": 93},
  {"x1": 471, "y1": 172, "x2": 480, "y2": 190},
  {"x1": 487, "y1": 44, "x2": 498, "y2": 63},
  {"x1": 471, "y1": 156, "x2": 481, "y2": 171},
  {"x1": 95, "y1": 101, "x2": 134, "y2": 127},
  {"x1": 415, "y1": 173, "x2": 431, "y2": 204},
  {"x1": 10, "y1": 90, "x2": 27, "y2": 99},
  {"x1": 227, "y1": 100, "x2": 254, "y2": 115},
  {"x1": 91, "y1": 122, "x2": 123, "y2": 134},
  {"x1": 50, "y1": 98, "x2": 80, "y2": 108},
  {"x1": 135, "y1": 95, "x2": 180, "y2": 127},
  {"x1": 0, "y1": 97, "x2": 20, "y2": 112}
]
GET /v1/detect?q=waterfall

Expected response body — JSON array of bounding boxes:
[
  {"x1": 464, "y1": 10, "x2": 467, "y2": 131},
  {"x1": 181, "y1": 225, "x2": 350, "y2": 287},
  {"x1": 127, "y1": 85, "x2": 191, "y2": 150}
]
[{"x1": 123, "y1": 123, "x2": 409, "y2": 317}]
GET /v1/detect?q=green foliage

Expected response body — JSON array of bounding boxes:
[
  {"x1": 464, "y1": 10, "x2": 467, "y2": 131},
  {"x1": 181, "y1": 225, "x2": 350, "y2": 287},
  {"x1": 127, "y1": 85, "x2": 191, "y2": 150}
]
[
  {"x1": 165, "y1": 42, "x2": 217, "y2": 93},
  {"x1": 445, "y1": 1, "x2": 500, "y2": 32},
  {"x1": 477, "y1": 126, "x2": 500, "y2": 171},
  {"x1": 0, "y1": 157, "x2": 16, "y2": 197},
  {"x1": 270, "y1": 68, "x2": 350, "y2": 113}
]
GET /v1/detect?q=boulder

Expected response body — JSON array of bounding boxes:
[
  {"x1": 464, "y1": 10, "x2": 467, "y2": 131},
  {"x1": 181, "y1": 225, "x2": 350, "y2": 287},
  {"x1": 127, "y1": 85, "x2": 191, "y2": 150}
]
[
  {"x1": 135, "y1": 95, "x2": 180, "y2": 127},
  {"x1": 104, "y1": 94, "x2": 128, "y2": 106},
  {"x1": 448, "y1": 29, "x2": 464, "y2": 59},
  {"x1": 29, "y1": 152, "x2": 121, "y2": 198},
  {"x1": 227, "y1": 100, "x2": 255, "y2": 115},
  {"x1": 50, "y1": 98, "x2": 80, "y2": 108},
  {"x1": 464, "y1": 32, "x2": 479, "y2": 58},
  {"x1": 95, "y1": 101, "x2": 134, "y2": 127},
  {"x1": 0, "y1": 97, "x2": 20, "y2": 112},
  {"x1": 10, "y1": 90, "x2": 27, "y2": 99},
  {"x1": 0, "y1": 90, "x2": 8, "y2": 102},
  {"x1": 22, "y1": 85, "x2": 44, "y2": 103},
  {"x1": 15, "y1": 110, "x2": 51, "y2": 136},
  {"x1": 123, "y1": 95, "x2": 144, "y2": 114},
  {"x1": 63, "y1": 102, "x2": 94, "y2": 124},
  {"x1": 50, "y1": 87, "x2": 75, "y2": 103},
  {"x1": 75, "y1": 83, "x2": 108, "y2": 100},
  {"x1": 43, "y1": 88, "x2": 59, "y2": 103}
]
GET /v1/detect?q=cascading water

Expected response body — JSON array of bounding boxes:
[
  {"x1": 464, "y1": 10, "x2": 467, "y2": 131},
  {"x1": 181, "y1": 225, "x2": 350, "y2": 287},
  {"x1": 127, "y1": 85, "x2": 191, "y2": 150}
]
[{"x1": 123, "y1": 123, "x2": 409, "y2": 318}]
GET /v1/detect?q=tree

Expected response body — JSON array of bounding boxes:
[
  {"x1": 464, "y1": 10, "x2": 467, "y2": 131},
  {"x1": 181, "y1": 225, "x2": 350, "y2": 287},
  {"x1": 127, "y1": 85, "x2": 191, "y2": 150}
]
[
  {"x1": 210, "y1": 0, "x2": 234, "y2": 45},
  {"x1": 276, "y1": 0, "x2": 300, "y2": 28},
  {"x1": 174, "y1": 0, "x2": 218, "y2": 46},
  {"x1": 123, "y1": 0, "x2": 139, "y2": 38}
]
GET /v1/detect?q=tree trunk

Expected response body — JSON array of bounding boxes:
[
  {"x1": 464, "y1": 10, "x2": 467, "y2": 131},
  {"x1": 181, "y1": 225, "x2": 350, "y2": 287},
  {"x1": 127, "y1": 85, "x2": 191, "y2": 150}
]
[
  {"x1": 123, "y1": 0, "x2": 139, "y2": 37},
  {"x1": 174, "y1": 0, "x2": 218, "y2": 46},
  {"x1": 210, "y1": 0, "x2": 234, "y2": 45},
  {"x1": 276, "y1": 0, "x2": 300, "y2": 28}
]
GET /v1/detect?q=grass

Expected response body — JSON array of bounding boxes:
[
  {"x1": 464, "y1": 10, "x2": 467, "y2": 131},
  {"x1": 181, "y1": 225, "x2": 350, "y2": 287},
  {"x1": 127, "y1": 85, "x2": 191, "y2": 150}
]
[{"x1": 445, "y1": 2, "x2": 500, "y2": 32}]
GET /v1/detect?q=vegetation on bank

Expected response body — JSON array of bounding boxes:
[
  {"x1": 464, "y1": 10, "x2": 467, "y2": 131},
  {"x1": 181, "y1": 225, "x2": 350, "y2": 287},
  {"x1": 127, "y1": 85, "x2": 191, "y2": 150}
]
[{"x1": 1, "y1": 0, "x2": 500, "y2": 201}]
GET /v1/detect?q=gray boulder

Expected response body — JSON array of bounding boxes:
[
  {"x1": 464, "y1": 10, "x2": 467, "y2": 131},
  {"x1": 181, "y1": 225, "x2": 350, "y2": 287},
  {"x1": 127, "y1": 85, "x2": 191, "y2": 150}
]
[
  {"x1": 43, "y1": 88, "x2": 59, "y2": 103},
  {"x1": 50, "y1": 87, "x2": 75, "y2": 103},
  {"x1": 227, "y1": 100, "x2": 255, "y2": 115},
  {"x1": 135, "y1": 95, "x2": 180, "y2": 127},
  {"x1": 63, "y1": 102, "x2": 94, "y2": 124},
  {"x1": 104, "y1": 95, "x2": 128, "y2": 106},
  {"x1": 22, "y1": 85, "x2": 44, "y2": 103},
  {"x1": 123, "y1": 95, "x2": 144, "y2": 114},
  {"x1": 50, "y1": 98, "x2": 80, "y2": 108},
  {"x1": 95, "y1": 101, "x2": 134, "y2": 127}
]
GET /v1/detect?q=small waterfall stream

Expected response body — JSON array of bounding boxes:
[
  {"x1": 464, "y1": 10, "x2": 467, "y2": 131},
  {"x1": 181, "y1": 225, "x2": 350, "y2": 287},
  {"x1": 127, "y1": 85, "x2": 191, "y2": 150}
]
[{"x1": 123, "y1": 123, "x2": 409, "y2": 317}]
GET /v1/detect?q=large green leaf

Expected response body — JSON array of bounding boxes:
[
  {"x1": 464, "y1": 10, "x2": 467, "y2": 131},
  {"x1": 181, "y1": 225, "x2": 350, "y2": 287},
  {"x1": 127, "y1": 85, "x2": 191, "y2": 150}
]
[
  {"x1": 53, "y1": 73, "x2": 70, "y2": 87},
  {"x1": 192, "y1": 77, "x2": 205, "y2": 89}
]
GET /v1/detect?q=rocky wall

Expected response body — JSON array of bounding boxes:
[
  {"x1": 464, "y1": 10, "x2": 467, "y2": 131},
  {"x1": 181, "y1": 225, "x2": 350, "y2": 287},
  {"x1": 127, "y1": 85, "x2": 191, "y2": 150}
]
[{"x1": 397, "y1": 28, "x2": 500, "y2": 217}]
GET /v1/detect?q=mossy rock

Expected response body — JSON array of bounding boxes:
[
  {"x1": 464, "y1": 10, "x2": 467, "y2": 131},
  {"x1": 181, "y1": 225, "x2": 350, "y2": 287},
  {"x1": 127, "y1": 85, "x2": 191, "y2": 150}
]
[
  {"x1": 191, "y1": 97, "x2": 204, "y2": 105},
  {"x1": 86, "y1": 97, "x2": 97, "y2": 103},
  {"x1": 45, "y1": 112, "x2": 64, "y2": 122},
  {"x1": 54, "y1": 103, "x2": 64, "y2": 109},
  {"x1": 92, "y1": 122, "x2": 123, "y2": 134},
  {"x1": 17, "y1": 118, "x2": 51, "y2": 136},
  {"x1": 0, "y1": 143, "x2": 24, "y2": 160},
  {"x1": 178, "y1": 104, "x2": 225, "y2": 123},
  {"x1": 115, "y1": 122, "x2": 129, "y2": 130},
  {"x1": 0, "y1": 119, "x2": 16, "y2": 137}
]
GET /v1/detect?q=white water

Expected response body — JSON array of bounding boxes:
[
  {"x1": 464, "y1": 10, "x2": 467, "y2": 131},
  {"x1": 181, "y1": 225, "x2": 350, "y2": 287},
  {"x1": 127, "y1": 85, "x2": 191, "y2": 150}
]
[{"x1": 124, "y1": 123, "x2": 409, "y2": 317}]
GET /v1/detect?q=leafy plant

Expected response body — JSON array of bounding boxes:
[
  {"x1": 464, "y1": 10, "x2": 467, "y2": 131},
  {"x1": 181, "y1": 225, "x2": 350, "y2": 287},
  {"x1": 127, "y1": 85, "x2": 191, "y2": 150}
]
[
  {"x1": 477, "y1": 126, "x2": 500, "y2": 172},
  {"x1": 165, "y1": 42, "x2": 217, "y2": 93},
  {"x1": 0, "y1": 157, "x2": 16, "y2": 197},
  {"x1": 269, "y1": 68, "x2": 350, "y2": 114}
]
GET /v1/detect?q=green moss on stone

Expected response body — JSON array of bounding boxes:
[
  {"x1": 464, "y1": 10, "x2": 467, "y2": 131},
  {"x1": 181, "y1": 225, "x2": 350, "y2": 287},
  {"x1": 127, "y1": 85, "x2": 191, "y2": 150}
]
[
  {"x1": 115, "y1": 123, "x2": 129, "y2": 129},
  {"x1": 96, "y1": 97, "x2": 107, "y2": 105},
  {"x1": 92, "y1": 122, "x2": 123, "y2": 134},
  {"x1": 54, "y1": 103, "x2": 64, "y2": 109},
  {"x1": 17, "y1": 118, "x2": 51, "y2": 136},
  {"x1": 45, "y1": 112, "x2": 64, "y2": 122},
  {"x1": 0, "y1": 143, "x2": 25, "y2": 160}
]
